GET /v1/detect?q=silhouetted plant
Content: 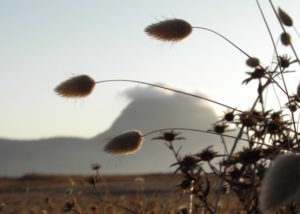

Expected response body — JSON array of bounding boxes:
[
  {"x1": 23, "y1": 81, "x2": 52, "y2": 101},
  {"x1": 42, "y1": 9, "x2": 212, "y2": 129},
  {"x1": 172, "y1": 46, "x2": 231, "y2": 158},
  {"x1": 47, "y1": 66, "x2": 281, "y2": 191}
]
[{"x1": 55, "y1": 1, "x2": 300, "y2": 213}]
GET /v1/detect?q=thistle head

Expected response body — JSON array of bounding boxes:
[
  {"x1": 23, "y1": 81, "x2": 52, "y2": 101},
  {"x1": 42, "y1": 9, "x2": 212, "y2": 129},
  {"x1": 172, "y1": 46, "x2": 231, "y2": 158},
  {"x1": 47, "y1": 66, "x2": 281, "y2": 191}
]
[
  {"x1": 278, "y1": 7, "x2": 293, "y2": 27},
  {"x1": 55, "y1": 75, "x2": 95, "y2": 98},
  {"x1": 145, "y1": 19, "x2": 192, "y2": 42},
  {"x1": 104, "y1": 130, "x2": 144, "y2": 155}
]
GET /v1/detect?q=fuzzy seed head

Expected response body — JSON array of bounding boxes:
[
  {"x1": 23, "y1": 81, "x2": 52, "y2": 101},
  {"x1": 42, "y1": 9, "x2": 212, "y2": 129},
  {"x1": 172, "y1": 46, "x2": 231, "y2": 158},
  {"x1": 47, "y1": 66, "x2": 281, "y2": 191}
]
[
  {"x1": 104, "y1": 130, "x2": 144, "y2": 155},
  {"x1": 280, "y1": 32, "x2": 291, "y2": 46},
  {"x1": 260, "y1": 154, "x2": 300, "y2": 213},
  {"x1": 246, "y1": 57, "x2": 260, "y2": 68},
  {"x1": 145, "y1": 19, "x2": 192, "y2": 42},
  {"x1": 55, "y1": 75, "x2": 95, "y2": 98},
  {"x1": 278, "y1": 7, "x2": 293, "y2": 27}
]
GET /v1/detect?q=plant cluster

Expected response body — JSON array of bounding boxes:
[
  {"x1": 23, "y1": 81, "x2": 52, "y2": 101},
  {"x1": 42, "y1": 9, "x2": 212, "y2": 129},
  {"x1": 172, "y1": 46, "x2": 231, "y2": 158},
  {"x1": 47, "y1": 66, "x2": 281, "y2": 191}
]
[{"x1": 55, "y1": 1, "x2": 300, "y2": 213}]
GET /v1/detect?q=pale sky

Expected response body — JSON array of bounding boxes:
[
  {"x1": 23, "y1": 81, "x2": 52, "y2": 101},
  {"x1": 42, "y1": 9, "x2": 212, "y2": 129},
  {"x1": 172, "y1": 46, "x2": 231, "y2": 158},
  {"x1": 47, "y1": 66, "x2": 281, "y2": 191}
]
[{"x1": 1, "y1": 0, "x2": 300, "y2": 139}]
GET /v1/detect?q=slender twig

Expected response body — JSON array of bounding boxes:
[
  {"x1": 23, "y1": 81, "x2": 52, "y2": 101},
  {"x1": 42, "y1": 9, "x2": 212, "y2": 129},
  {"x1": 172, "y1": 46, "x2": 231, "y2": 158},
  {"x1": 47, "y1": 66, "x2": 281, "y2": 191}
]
[
  {"x1": 96, "y1": 79, "x2": 241, "y2": 113},
  {"x1": 189, "y1": 180, "x2": 195, "y2": 214},
  {"x1": 144, "y1": 127, "x2": 297, "y2": 152},
  {"x1": 256, "y1": 0, "x2": 298, "y2": 145},
  {"x1": 192, "y1": 26, "x2": 290, "y2": 98},
  {"x1": 192, "y1": 26, "x2": 251, "y2": 58},
  {"x1": 268, "y1": 0, "x2": 300, "y2": 67},
  {"x1": 92, "y1": 182, "x2": 138, "y2": 214},
  {"x1": 95, "y1": 79, "x2": 299, "y2": 136}
]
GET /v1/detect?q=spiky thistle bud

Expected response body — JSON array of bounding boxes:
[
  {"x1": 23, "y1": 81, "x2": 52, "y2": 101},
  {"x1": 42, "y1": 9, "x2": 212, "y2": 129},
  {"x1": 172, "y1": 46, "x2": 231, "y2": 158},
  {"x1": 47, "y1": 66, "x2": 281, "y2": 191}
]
[
  {"x1": 55, "y1": 75, "x2": 95, "y2": 98},
  {"x1": 260, "y1": 154, "x2": 300, "y2": 213},
  {"x1": 280, "y1": 32, "x2": 291, "y2": 46},
  {"x1": 246, "y1": 57, "x2": 260, "y2": 68},
  {"x1": 145, "y1": 19, "x2": 192, "y2": 42},
  {"x1": 104, "y1": 130, "x2": 144, "y2": 155},
  {"x1": 278, "y1": 7, "x2": 293, "y2": 27}
]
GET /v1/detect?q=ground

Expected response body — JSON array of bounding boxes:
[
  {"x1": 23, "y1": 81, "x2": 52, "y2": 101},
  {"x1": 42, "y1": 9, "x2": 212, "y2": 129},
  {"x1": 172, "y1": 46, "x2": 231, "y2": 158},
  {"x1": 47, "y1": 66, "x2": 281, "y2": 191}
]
[{"x1": 0, "y1": 173, "x2": 240, "y2": 214}]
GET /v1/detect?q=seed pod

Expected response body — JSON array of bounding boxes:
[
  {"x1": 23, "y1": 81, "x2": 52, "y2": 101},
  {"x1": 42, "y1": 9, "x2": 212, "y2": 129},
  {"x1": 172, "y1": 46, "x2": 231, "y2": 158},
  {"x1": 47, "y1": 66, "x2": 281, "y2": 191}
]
[
  {"x1": 55, "y1": 75, "x2": 95, "y2": 98},
  {"x1": 280, "y1": 32, "x2": 291, "y2": 46},
  {"x1": 104, "y1": 130, "x2": 144, "y2": 155},
  {"x1": 278, "y1": 7, "x2": 293, "y2": 27},
  {"x1": 246, "y1": 57, "x2": 260, "y2": 68},
  {"x1": 145, "y1": 19, "x2": 192, "y2": 42},
  {"x1": 260, "y1": 154, "x2": 300, "y2": 213}
]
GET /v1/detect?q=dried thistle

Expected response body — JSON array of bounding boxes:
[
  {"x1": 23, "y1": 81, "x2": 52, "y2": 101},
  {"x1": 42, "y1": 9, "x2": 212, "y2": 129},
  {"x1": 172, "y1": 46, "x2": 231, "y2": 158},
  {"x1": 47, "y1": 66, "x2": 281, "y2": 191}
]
[
  {"x1": 278, "y1": 7, "x2": 293, "y2": 27},
  {"x1": 197, "y1": 146, "x2": 217, "y2": 161},
  {"x1": 91, "y1": 163, "x2": 101, "y2": 171},
  {"x1": 88, "y1": 204, "x2": 98, "y2": 212},
  {"x1": 260, "y1": 154, "x2": 300, "y2": 213},
  {"x1": 55, "y1": 75, "x2": 95, "y2": 98},
  {"x1": 178, "y1": 179, "x2": 192, "y2": 190},
  {"x1": 152, "y1": 130, "x2": 185, "y2": 142},
  {"x1": 172, "y1": 155, "x2": 199, "y2": 172},
  {"x1": 145, "y1": 19, "x2": 192, "y2": 42},
  {"x1": 213, "y1": 124, "x2": 228, "y2": 134},
  {"x1": 86, "y1": 174, "x2": 102, "y2": 185},
  {"x1": 242, "y1": 67, "x2": 266, "y2": 85},
  {"x1": 280, "y1": 32, "x2": 291, "y2": 46},
  {"x1": 223, "y1": 110, "x2": 235, "y2": 122},
  {"x1": 232, "y1": 148, "x2": 261, "y2": 165},
  {"x1": 104, "y1": 130, "x2": 144, "y2": 155},
  {"x1": 277, "y1": 55, "x2": 292, "y2": 68},
  {"x1": 63, "y1": 200, "x2": 75, "y2": 212}
]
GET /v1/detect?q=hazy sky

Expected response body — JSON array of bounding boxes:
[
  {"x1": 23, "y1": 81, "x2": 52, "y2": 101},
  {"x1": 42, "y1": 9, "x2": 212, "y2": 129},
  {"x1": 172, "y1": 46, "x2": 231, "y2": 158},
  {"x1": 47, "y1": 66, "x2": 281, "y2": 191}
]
[{"x1": 1, "y1": 0, "x2": 300, "y2": 139}]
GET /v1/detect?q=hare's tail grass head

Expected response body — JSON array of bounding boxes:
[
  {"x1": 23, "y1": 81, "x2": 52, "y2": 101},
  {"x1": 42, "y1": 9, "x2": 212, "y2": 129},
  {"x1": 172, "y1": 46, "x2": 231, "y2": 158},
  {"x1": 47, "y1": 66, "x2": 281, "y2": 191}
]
[
  {"x1": 260, "y1": 154, "x2": 300, "y2": 213},
  {"x1": 145, "y1": 18, "x2": 192, "y2": 42},
  {"x1": 104, "y1": 130, "x2": 144, "y2": 155},
  {"x1": 55, "y1": 75, "x2": 95, "y2": 98},
  {"x1": 278, "y1": 7, "x2": 293, "y2": 27}
]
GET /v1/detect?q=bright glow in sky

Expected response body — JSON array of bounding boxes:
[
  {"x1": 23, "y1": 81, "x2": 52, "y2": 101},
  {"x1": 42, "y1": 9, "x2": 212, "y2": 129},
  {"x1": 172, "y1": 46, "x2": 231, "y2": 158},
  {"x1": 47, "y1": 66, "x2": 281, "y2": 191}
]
[{"x1": 1, "y1": 0, "x2": 300, "y2": 139}]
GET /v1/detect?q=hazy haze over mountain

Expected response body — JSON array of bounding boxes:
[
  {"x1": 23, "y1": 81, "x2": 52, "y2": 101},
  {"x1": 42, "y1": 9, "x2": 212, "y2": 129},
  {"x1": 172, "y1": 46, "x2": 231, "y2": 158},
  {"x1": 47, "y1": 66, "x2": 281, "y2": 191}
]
[{"x1": 0, "y1": 86, "x2": 241, "y2": 176}]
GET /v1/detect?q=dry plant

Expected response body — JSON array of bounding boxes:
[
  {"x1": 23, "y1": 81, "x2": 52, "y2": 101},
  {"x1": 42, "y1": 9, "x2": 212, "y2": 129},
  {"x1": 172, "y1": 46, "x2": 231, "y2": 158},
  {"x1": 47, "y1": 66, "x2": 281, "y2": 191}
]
[{"x1": 55, "y1": 1, "x2": 300, "y2": 213}]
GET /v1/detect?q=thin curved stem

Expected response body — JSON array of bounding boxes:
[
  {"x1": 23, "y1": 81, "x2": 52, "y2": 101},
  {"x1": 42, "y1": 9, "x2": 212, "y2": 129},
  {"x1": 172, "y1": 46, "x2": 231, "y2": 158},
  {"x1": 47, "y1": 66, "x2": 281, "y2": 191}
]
[
  {"x1": 95, "y1": 79, "x2": 299, "y2": 136},
  {"x1": 192, "y1": 26, "x2": 251, "y2": 58},
  {"x1": 256, "y1": 0, "x2": 298, "y2": 141},
  {"x1": 268, "y1": 0, "x2": 300, "y2": 67},
  {"x1": 95, "y1": 79, "x2": 242, "y2": 112},
  {"x1": 256, "y1": 0, "x2": 289, "y2": 97},
  {"x1": 193, "y1": 26, "x2": 290, "y2": 98},
  {"x1": 143, "y1": 127, "x2": 296, "y2": 152}
]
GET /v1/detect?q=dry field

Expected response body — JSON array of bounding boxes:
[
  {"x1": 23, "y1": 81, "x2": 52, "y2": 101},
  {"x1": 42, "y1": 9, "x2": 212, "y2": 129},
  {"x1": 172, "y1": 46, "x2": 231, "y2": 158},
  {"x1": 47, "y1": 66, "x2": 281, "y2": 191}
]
[
  {"x1": 0, "y1": 173, "x2": 184, "y2": 214},
  {"x1": 0, "y1": 173, "x2": 245, "y2": 214}
]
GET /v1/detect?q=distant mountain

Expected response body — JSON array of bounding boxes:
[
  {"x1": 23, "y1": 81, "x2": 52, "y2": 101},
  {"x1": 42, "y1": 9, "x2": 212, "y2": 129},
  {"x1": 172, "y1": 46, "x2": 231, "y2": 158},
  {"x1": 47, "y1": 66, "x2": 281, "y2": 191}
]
[{"x1": 0, "y1": 86, "x2": 240, "y2": 176}]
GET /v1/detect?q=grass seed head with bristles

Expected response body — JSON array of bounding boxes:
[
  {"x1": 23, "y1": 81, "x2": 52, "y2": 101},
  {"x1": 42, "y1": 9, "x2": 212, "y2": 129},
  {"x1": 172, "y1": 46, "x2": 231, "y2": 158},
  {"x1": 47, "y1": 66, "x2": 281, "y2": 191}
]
[
  {"x1": 55, "y1": 75, "x2": 95, "y2": 98},
  {"x1": 260, "y1": 154, "x2": 300, "y2": 213},
  {"x1": 278, "y1": 7, "x2": 293, "y2": 27},
  {"x1": 104, "y1": 130, "x2": 144, "y2": 155},
  {"x1": 280, "y1": 32, "x2": 291, "y2": 46},
  {"x1": 145, "y1": 19, "x2": 192, "y2": 42}
]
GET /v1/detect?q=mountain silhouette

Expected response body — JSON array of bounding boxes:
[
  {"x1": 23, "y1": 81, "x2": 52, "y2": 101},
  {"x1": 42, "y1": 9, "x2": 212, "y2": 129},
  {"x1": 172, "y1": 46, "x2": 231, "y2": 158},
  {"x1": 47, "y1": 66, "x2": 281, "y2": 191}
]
[{"x1": 0, "y1": 86, "x2": 239, "y2": 176}]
